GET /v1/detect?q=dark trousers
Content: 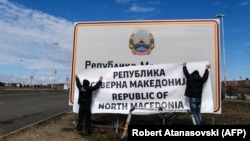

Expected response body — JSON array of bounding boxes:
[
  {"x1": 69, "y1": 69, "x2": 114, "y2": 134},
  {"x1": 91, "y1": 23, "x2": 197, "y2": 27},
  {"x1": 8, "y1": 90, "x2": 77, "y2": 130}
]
[
  {"x1": 77, "y1": 105, "x2": 91, "y2": 133},
  {"x1": 189, "y1": 97, "x2": 201, "y2": 125}
]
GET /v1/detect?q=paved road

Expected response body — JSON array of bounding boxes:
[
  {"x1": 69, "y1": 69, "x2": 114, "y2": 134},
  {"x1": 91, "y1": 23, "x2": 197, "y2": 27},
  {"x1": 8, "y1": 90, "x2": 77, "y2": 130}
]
[{"x1": 0, "y1": 90, "x2": 72, "y2": 137}]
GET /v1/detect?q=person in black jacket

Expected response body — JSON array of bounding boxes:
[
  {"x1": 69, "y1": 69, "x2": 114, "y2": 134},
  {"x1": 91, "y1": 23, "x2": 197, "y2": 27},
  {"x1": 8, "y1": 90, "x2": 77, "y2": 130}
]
[
  {"x1": 75, "y1": 74, "x2": 103, "y2": 135},
  {"x1": 182, "y1": 62, "x2": 211, "y2": 125}
]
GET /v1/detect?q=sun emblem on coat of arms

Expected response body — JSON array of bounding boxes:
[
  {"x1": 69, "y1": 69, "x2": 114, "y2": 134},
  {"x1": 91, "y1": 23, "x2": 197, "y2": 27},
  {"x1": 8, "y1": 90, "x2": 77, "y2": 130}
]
[{"x1": 129, "y1": 28, "x2": 155, "y2": 55}]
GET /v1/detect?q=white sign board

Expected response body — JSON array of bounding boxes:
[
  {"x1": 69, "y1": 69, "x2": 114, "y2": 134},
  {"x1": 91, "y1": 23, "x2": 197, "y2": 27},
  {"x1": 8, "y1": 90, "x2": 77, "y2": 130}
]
[{"x1": 70, "y1": 19, "x2": 221, "y2": 114}]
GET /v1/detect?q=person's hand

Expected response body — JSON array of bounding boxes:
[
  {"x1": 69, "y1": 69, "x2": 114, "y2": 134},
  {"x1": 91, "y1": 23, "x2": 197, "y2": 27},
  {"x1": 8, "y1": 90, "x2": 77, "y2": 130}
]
[
  {"x1": 182, "y1": 62, "x2": 187, "y2": 66},
  {"x1": 206, "y1": 64, "x2": 211, "y2": 69},
  {"x1": 99, "y1": 76, "x2": 103, "y2": 81}
]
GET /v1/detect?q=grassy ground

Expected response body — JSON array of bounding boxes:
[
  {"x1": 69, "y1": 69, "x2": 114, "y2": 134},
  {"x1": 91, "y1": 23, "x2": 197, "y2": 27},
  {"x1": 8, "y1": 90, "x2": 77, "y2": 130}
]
[{"x1": 1, "y1": 99, "x2": 250, "y2": 141}]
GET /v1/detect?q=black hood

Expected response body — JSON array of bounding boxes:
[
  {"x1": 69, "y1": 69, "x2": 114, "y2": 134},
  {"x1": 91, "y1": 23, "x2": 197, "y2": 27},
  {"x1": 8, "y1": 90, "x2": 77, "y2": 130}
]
[
  {"x1": 83, "y1": 79, "x2": 90, "y2": 86},
  {"x1": 191, "y1": 70, "x2": 201, "y2": 80}
]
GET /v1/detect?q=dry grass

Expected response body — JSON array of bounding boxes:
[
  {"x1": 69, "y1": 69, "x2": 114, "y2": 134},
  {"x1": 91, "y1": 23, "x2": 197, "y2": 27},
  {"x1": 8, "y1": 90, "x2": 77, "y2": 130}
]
[{"x1": 1, "y1": 100, "x2": 250, "y2": 141}]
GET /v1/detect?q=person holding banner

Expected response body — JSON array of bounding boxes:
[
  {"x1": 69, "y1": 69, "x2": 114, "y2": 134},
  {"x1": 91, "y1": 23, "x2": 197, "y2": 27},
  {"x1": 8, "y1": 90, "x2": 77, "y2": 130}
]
[
  {"x1": 182, "y1": 62, "x2": 211, "y2": 125},
  {"x1": 75, "y1": 74, "x2": 103, "y2": 135}
]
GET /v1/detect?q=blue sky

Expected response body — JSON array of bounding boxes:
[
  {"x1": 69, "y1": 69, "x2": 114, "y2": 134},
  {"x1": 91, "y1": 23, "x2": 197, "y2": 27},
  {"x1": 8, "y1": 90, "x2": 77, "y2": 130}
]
[{"x1": 0, "y1": 0, "x2": 249, "y2": 85}]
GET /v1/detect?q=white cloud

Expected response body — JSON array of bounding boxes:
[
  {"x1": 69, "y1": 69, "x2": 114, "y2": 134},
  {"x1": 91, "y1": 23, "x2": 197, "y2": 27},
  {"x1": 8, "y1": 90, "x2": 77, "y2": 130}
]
[
  {"x1": 0, "y1": 0, "x2": 74, "y2": 84},
  {"x1": 238, "y1": 1, "x2": 250, "y2": 6},
  {"x1": 116, "y1": 0, "x2": 131, "y2": 4},
  {"x1": 128, "y1": 3, "x2": 155, "y2": 13}
]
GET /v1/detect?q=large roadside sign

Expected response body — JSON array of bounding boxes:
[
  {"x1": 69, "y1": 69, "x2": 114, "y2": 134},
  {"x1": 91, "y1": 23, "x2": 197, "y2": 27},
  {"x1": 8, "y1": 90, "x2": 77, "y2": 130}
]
[{"x1": 70, "y1": 19, "x2": 221, "y2": 114}]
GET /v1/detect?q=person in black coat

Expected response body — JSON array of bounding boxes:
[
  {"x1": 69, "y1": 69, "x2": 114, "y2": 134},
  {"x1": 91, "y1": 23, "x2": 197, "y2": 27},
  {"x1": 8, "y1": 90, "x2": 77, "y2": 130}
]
[
  {"x1": 75, "y1": 74, "x2": 103, "y2": 135},
  {"x1": 182, "y1": 62, "x2": 211, "y2": 125}
]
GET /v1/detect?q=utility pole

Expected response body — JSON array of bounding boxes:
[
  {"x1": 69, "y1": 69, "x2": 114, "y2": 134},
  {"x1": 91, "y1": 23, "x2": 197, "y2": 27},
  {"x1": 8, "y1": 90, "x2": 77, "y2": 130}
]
[{"x1": 216, "y1": 14, "x2": 227, "y2": 96}]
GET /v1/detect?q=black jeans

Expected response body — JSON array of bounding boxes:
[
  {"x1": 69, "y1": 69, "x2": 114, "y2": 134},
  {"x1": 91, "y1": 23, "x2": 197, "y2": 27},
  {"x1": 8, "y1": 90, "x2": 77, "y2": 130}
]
[{"x1": 77, "y1": 105, "x2": 91, "y2": 133}]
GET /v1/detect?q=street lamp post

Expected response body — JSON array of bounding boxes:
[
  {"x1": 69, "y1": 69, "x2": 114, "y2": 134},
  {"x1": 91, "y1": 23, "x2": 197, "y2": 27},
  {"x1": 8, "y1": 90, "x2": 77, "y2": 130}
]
[
  {"x1": 19, "y1": 59, "x2": 23, "y2": 86},
  {"x1": 51, "y1": 42, "x2": 58, "y2": 89},
  {"x1": 216, "y1": 14, "x2": 227, "y2": 96},
  {"x1": 30, "y1": 75, "x2": 34, "y2": 88},
  {"x1": 30, "y1": 68, "x2": 37, "y2": 88}
]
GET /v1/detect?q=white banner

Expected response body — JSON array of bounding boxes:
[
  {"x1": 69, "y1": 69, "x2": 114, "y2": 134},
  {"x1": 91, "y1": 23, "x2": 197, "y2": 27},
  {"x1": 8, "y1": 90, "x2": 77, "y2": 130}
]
[{"x1": 73, "y1": 61, "x2": 214, "y2": 115}]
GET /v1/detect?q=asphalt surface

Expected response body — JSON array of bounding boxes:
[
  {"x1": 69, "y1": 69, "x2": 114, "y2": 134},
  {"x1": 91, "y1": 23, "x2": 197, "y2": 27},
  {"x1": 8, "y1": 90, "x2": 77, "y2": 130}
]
[{"x1": 0, "y1": 89, "x2": 72, "y2": 137}]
